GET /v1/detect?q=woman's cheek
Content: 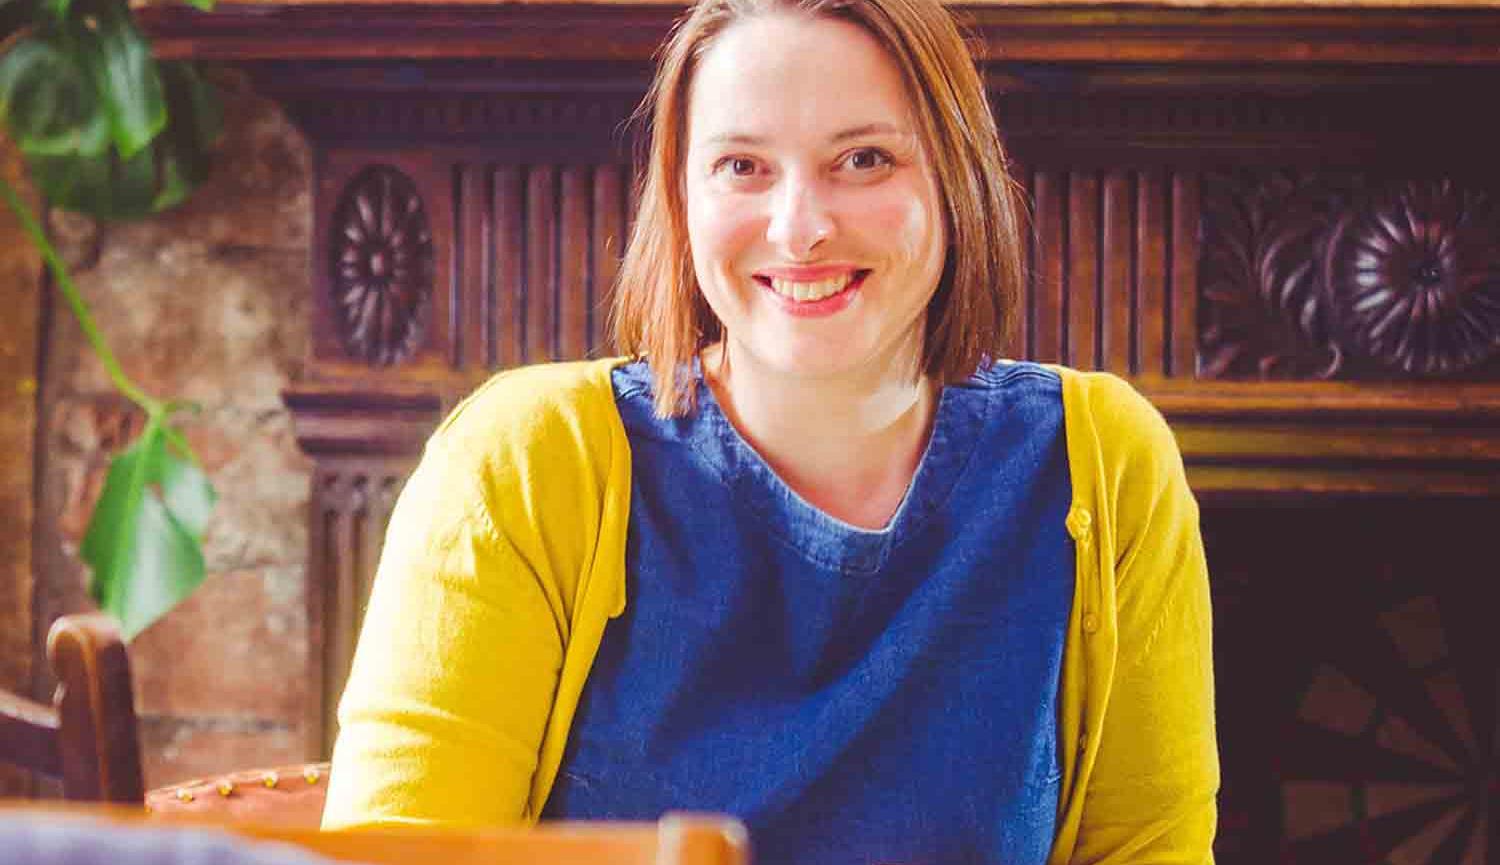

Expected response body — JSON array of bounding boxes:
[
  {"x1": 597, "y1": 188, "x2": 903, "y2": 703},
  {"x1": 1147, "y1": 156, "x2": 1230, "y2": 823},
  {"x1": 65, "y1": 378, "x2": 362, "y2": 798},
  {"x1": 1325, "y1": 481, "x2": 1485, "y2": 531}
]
[
  {"x1": 861, "y1": 191, "x2": 938, "y2": 261},
  {"x1": 692, "y1": 195, "x2": 764, "y2": 266}
]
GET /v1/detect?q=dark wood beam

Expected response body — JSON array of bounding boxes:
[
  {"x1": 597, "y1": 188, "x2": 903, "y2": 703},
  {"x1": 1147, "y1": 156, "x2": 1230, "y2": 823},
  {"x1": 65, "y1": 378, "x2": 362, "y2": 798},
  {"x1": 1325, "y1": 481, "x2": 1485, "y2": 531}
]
[{"x1": 142, "y1": 3, "x2": 1500, "y2": 65}]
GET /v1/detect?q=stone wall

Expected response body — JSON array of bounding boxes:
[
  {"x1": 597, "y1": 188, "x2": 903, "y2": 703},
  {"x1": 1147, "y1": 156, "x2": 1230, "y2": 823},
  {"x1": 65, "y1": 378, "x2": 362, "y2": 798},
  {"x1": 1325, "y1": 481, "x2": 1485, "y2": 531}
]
[{"x1": 32, "y1": 69, "x2": 316, "y2": 789}]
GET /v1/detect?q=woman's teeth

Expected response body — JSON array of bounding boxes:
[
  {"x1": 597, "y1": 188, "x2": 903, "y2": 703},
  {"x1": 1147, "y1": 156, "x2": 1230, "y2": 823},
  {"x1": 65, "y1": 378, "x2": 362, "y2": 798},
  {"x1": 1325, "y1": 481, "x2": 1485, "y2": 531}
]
[{"x1": 767, "y1": 274, "x2": 854, "y2": 302}]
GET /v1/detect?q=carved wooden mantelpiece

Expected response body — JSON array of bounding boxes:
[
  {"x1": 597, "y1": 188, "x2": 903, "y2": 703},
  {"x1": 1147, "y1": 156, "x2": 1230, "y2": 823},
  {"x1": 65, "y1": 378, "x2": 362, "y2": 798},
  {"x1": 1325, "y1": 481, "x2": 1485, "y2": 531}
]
[
  {"x1": 223, "y1": 52, "x2": 1500, "y2": 496},
  {"x1": 143, "y1": 6, "x2": 1500, "y2": 859}
]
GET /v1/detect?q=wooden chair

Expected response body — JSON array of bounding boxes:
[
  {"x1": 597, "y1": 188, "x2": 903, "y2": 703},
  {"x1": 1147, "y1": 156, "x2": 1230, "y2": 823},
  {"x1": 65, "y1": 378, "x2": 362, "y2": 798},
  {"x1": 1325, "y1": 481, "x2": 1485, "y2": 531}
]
[
  {"x1": 0, "y1": 610, "x2": 322, "y2": 823},
  {"x1": 4, "y1": 619, "x2": 751, "y2": 865},
  {"x1": 177, "y1": 812, "x2": 751, "y2": 865},
  {"x1": 0, "y1": 613, "x2": 145, "y2": 803}
]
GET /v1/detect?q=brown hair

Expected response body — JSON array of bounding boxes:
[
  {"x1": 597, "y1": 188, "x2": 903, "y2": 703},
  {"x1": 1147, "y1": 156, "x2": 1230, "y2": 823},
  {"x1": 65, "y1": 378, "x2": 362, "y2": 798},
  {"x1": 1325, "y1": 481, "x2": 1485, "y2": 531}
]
[{"x1": 611, "y1": 0, "x2": 1025, "y2": 416}]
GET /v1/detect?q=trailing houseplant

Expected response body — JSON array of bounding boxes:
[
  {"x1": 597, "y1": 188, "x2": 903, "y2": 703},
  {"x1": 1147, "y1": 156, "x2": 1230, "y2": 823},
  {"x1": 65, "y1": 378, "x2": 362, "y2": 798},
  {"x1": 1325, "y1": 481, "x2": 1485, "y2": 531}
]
[{"x1": 1, "y1": 0, "x2": 222, "y2": 639}]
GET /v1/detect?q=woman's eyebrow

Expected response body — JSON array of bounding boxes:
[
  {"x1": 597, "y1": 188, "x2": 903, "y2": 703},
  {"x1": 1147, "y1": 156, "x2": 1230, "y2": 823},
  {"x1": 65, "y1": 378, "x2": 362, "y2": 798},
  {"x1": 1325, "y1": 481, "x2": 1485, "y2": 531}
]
[
  {"x1": 704, "y1": 122, "x2": 911, "y2": 147},
  {"x1": 829, "y1": 122, "x2": 909, "y2": 143}
]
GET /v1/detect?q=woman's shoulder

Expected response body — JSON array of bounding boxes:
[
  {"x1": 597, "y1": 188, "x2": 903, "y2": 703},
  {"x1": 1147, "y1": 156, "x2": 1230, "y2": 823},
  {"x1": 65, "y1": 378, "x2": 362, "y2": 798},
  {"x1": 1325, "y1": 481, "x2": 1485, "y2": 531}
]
[
  {"x1": 964, "y1": 358, "x2": 1062, "y2": 392},
  {"x1": 431, "y1": 358, "x2": 628, "y2": 451},
  {"x1": 960, "y1": 360, "x2": 1174, "y2": 451},
  {"x1": 1048, "y1": 366, "x2": 1169, "y2": 434},
  {"x1": 400, "y1": 359, "x2": 633, "y2": 539},
  {"x1": 1044, "y1": 363, "x2": 1188, "y2": 499}
]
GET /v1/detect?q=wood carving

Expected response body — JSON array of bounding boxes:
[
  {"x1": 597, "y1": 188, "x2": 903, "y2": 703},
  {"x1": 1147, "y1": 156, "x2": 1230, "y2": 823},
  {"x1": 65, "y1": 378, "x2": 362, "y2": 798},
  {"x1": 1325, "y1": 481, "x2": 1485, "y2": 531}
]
[
  {"x1": 1200, "y1": 172, "x2": 1500, "y2": 381},
  {"x1": 1325, "y1": 181, "x2": 1500, "y2": 377},
  {"x1": 1200, "y1": 171, "x2": 1346, "y2": 380},
  {"x1": 329, "y1": 165, "x2": 435, "y2": 367},
  {"x1": 295, "y1": 92, "x2": 639, "y2": 154},
  {"x1": 309, "y1": 464, "x2": 411, "y2": 754}
]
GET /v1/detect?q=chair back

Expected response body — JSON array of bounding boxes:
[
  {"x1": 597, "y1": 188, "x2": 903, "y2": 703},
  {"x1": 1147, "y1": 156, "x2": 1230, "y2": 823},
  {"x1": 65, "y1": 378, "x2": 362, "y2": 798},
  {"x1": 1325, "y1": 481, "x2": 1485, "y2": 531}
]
[{"x1": 0, "y1": 613, "x2": 145, "y2": 803}]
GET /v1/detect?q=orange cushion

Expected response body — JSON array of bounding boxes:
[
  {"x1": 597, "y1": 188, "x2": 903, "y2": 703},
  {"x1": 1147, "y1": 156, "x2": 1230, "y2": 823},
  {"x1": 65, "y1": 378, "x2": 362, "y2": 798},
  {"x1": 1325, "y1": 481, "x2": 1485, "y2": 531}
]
[{"x1": 145, "y1": 762, "x2": 330, "y2": 830}]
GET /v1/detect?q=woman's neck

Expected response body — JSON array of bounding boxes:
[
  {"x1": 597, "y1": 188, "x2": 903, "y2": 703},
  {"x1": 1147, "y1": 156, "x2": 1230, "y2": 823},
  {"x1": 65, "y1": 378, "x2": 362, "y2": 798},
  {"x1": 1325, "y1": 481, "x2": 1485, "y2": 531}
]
[{"x1": 700, "y1": 341, "x2": 938, "y2": 530}]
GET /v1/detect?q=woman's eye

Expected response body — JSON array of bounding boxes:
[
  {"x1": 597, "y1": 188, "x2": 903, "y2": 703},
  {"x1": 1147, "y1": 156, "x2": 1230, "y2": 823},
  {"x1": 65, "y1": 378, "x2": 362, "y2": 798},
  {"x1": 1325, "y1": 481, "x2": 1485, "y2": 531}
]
[
  {"x1": 716, "y1": 157, "x2": 758, "y2": 177},
  {"x1": 844, "y1": 148, "x2": 893, "y2": 171}
]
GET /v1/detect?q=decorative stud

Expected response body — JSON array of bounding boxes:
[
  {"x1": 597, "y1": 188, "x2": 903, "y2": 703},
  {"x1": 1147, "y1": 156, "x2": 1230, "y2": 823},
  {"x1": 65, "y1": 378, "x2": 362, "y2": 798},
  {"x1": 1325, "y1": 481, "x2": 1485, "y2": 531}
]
[
  {"x1": 303, "y1": 766, "x2": 322, "y2": 785},
  {"x1": 217, "y1": 781, "x2": 235, "y2": 797},
  {"x1": 262, "y1": 771, "x2": 279, "y2": 789},
  {"x1": 175, "y1": 788, "x2": 194, "y2": 803}
]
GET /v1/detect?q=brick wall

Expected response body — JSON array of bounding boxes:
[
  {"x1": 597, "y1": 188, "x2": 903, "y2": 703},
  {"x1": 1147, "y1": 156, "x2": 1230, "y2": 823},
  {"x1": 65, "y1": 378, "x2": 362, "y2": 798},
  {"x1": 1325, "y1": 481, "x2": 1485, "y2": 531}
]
[{"x1": 30, "y1": 70, "x2": 316, "y2": 789}]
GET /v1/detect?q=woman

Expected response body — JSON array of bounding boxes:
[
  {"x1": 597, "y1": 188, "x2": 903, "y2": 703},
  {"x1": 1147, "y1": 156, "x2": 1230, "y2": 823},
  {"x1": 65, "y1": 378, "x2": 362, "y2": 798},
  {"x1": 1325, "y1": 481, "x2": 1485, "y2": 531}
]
[{"x1": 321, "y1": 0, "x2": 1219, "y2": 861}]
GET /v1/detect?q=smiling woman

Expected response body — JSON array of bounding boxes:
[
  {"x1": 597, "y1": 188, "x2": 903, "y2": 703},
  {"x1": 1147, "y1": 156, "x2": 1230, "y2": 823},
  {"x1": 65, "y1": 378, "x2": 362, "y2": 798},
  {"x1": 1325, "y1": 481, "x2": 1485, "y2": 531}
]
[{"x1": 320, "y1": 0, "x2": 1219, "y2": 863}]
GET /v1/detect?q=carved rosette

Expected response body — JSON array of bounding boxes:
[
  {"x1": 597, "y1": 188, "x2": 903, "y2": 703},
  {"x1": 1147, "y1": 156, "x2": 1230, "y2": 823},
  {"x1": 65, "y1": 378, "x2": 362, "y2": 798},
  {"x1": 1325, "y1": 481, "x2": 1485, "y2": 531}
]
[
  {"x1": 1325, "y1": 181, "x2": 1500, "y2": 376},
  {"x1": 1200, "y1": 173, "x2": 1500, "y2": 380},
  {"x1": 328, "y1": 166, "x2": 434, "y2": 366},
  {"x1": 1200, "y1": 171, "x2": 1346, "y2": 379}
]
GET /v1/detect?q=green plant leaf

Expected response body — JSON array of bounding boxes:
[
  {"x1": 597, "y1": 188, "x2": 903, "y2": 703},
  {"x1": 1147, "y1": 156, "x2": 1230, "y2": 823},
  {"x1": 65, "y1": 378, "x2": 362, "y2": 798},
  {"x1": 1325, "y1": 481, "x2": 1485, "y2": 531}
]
[
  {"x1": 3, "y1": 0, "x2": 221, "y2": 219},
  {"x1": 71, "y1": 0, "x2": 164, "y2": 159},
  {"x1": 14, "y1": 59, "x2": 220, "y2": 219},
  {"x1": 80, "y1": 411, "x2": 216, "y2": 640},
  {"x1": 148, "y1": 61, "x2": 220, "y2": 210},
  {"x1": 27, "y1": 146, "x2": 146, "y2": 219},
  {"x1": 0, "y1": 37, "x2": 110, "y2": 156}
]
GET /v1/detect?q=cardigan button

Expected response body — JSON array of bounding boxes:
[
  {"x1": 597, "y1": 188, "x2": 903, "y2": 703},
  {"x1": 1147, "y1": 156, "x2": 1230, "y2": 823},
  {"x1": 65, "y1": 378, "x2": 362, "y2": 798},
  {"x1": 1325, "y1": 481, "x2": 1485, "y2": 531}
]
[
  {"x1": 1066, "y1": 507, "x2": 1093, "y2": 541},
  {"x1": 1083, "y1": 613, "x2": 1099, "y2": 633}
]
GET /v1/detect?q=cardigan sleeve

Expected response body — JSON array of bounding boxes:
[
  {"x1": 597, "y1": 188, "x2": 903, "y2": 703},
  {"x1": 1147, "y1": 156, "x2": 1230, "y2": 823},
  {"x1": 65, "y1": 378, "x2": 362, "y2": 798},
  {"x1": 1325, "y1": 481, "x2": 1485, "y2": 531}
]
[
  {"x1": 321, "y1": 362, "x2": 626, "y2": 831},
  {"x1": 319, "y1": 436, "x2": 566, "y2": 830},
  {"x1": 1072, "y1": 377, "x2": 1220, "y2": 865}
]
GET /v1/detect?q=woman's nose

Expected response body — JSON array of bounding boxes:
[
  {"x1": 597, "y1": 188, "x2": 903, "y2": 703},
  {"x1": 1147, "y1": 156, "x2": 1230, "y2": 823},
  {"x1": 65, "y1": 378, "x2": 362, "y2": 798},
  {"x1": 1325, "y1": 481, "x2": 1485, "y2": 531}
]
[{"x1": 765, "y1": 175, "x2": 835, "y2": 260}]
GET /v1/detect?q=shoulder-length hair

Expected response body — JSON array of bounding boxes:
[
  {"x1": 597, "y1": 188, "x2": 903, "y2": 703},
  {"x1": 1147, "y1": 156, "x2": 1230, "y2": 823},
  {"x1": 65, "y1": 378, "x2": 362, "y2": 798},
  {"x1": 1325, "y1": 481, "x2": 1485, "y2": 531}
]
[{"x1": 611, "y1": 0, "x2": 1025, "y2": 417}]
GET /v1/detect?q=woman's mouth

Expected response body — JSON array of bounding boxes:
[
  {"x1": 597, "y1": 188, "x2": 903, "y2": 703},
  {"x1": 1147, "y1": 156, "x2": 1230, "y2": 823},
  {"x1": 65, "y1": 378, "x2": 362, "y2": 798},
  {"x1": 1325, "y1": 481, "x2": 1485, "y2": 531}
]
[{"x1": 753, "y1": 270, "x2": 869, "y2": 303}]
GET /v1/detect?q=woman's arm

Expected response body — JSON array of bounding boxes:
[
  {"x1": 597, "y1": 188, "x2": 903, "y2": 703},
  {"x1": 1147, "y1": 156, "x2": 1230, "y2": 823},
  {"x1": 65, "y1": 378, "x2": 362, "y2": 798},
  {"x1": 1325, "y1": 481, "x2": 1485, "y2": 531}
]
[
  {"x1": 1073, "y1": 381, "x2": 1220, "y2": 864},
  {"x1": 320, "y1": 441, "x2": 566, "y2": 830}
]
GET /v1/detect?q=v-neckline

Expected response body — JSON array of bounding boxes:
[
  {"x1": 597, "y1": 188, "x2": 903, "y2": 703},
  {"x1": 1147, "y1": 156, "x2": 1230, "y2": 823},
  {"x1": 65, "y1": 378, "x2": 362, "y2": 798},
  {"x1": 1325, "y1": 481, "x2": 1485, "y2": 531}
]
[{"x1": 688, "y1": 363, "x2": 993, "y2": 576}]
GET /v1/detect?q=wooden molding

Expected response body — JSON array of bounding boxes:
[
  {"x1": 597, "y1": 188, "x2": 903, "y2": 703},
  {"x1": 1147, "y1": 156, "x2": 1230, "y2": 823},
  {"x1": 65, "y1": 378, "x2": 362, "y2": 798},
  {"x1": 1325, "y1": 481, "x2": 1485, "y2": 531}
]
[
  {"x1": 283, "y1": 387, "x2": 443, "y2": 456},
  {"x1": 143, "y1": 4, "x2": 1500, "y2": 65}
]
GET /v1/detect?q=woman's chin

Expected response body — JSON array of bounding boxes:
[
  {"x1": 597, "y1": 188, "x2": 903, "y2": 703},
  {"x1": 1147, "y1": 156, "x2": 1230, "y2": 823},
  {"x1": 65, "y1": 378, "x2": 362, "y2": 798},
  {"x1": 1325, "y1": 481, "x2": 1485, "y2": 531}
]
[{"x1": 743, "y1": 344, "x2": 880, "y2": 382}]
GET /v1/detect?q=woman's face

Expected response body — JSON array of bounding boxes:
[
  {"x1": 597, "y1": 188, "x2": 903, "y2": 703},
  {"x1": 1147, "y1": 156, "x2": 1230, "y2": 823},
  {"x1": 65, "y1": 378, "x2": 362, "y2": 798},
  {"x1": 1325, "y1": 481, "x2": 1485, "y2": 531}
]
[{"x1": 683, "y1": 12, "x2": 947, "y2": 382}]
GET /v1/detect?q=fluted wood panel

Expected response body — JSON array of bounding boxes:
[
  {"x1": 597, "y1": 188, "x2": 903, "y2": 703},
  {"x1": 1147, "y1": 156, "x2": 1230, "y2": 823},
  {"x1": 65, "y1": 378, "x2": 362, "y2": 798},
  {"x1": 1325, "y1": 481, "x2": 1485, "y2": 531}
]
[
  {"x1": 450, "y1": 162, "x2": 632, "y2": 370},
  {"x1": 1067, "y1": 172, "x2": 1100, "y2": 369},
  {"x1": 308, "y1": 462, "x2": 410, "y2": 755},
  {"x1": 525, "y1": 166, "x2": 557, "y2": 364},
  {"x1": 1137, "y1": 167, "x2": 1169, "y2": 377},
  {"x1": 593, "y1": 168, "x2": 625, "y2": 354},
  {"x1": 456, "y1": 163, "x2": 485, "y2": 371},
  {"x1": 1029, "y1": 170, "x2": 1065, "y2": 364},
  {"x1": 1172, "y1": 173, "x2": 1201, "y2": 379},
  {"x1": 560, "y1": 168, "x2": 591, "y2": 361},
  {"x1": 493, "y1": 166, "x2": 524, "y2": 370},
  {"x1": 1022, "y1": 167, "x2": 1198, "y2": 377},
  {"x1": 1102, "y1": 171, "x2": 1132, "y2": 374}
]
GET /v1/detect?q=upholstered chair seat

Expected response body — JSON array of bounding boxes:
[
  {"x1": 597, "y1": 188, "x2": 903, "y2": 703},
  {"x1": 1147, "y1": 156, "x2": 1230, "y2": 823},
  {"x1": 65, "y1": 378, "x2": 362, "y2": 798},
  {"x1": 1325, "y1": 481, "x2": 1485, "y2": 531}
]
[{"x1": 145, "y1": 762, "x2": 331, "y2": 829}]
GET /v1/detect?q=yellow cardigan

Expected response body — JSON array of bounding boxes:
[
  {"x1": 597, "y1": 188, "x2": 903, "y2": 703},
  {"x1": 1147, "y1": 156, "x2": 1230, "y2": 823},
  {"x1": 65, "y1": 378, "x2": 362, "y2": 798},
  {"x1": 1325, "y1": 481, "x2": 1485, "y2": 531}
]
[{"x1": 323, "y1": 358, "x2": 1219, "y2": 864}]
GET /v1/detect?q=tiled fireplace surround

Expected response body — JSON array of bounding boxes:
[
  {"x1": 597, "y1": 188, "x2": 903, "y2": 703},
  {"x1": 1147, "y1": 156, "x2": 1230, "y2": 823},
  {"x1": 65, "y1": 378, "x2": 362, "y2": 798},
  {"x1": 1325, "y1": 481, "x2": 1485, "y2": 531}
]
[{"x1": 147, "y1": 5, "x2": 1500, "y2": 862}]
